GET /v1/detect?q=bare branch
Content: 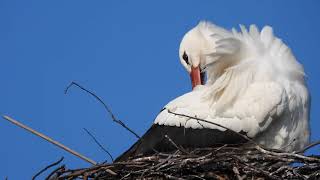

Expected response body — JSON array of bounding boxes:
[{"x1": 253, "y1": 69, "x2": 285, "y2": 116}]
[
  {"x1": 167, "y1": 110, "x2": 257, "y2": 145},
  {"x1": 65, "y1": 81, "x2": 140, "y2": 139},
  {"x1": 281, "y1": 138, "x2": 296, "y2": 150},
  {"x1": 83, "y1": 128, "x2": 114, "y2": 162},
  {"x1": 297, "y1": 140, "x2": 320, "y2": 154},
  {"x1": 255, "y1": 145, "x2": 320, "y2": 163},
  {"x1": 32, "y1": 157, "x2": 64, "y2": 180},
  {"x1": 45, "y1": 165, "x2": 65, "y2": 180},
  {"x1": 164, "y1": 135, "x2": 189, "y2": 155},
  {"x1": 2, "y1": 115, "x2": 97, "y2": 165}
]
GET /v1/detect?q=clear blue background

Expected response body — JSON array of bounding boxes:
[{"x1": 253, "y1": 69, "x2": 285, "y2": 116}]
[{"x1": 1, "y1": 0, "x2": 319, "y2": 179}]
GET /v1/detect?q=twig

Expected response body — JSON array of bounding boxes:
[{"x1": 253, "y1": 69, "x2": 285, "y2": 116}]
[
  {"x1": 65, "y1": 82, "x2": 140, "y2": 139},
  {"x1": 83, "y1": 128, "x2": 114, "y2": 162},
  {"x1": 45, "y1": 165, "x2": 65, "y2": 180},
  {"x1": 281, "y1": 138, "x2": 296, "y2": 150},
  {"x1": 232, "y1": 166, "x2": 242, "y2": 180},
  {"x1": 164, "y1": 135, "x2": 189, "y2": 155},
  {"x1": 167, "y1": 110, "x2": 256, "y2": 145},
  {"x1": 2, "y1": 115, "x2": 97, "y2": 165},
  {"x1": 32, "y1": 157, "x2": 64, "y2": 180},
  {"x1": 255, "y1": 145, "x2": 320, "y2": 162},
  {"x1": 297, "y1": 140, "x2": 320, "y2": 154}
]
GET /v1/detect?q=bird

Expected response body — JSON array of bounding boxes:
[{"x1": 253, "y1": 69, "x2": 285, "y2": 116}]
[{"x1": 115, "y1": 21, "x2": 310, "y2": 162}]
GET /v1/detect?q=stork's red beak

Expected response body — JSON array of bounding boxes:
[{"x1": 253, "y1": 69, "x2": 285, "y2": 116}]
[{"x1": 190, "y1": 66, "x2": 205, "y2": 89}]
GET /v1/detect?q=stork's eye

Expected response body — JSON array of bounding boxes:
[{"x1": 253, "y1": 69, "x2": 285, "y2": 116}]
[{"x1": 182, "y1": 51, "x2": 189, "y2": 65}]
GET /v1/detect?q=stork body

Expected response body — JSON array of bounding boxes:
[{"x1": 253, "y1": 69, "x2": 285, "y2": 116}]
[{"x1": 116, "y1": 22, "x2": 310, "y2": 161}]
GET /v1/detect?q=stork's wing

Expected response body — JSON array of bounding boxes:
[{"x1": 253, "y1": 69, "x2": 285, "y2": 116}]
[{"x1": 162, "y1": 82, "x2": 285, "y2": 133}]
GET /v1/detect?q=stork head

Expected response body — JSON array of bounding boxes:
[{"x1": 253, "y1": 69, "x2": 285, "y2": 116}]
[{"x1": 179, "y1": 24, "x2": 209, "y2": 89}]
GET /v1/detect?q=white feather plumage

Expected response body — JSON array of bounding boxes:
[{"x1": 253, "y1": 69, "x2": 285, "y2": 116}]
[{"x1": 155, "y1": 21, "x2": 310, "y2": 151}]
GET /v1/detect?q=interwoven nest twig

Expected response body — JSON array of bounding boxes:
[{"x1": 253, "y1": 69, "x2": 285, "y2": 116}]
[{"x1": 45, "y1": 144, "x2": 320, "y2": 180}]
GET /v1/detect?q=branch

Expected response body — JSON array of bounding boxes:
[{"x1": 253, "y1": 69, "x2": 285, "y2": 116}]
[
  {"x1": 164, "y1": 135, "x2": 189, "y2": 155},
  {"x1": 45, "y1": 165, "x2": 65, "y2": 180},
  {"x1": 167, "y1": 110, "x2": 257, "y2": 145},
  {"x1": 83, "y1": 128, "x2": 114, "y2": 162},
  {"x1": 280, "y1": 138, "x2": 296, "y2": 150},
  {"x1": 2, "y1": 115, "x2": 97, "y2": 165},
  {"x1": 255, "y1": 145, "x2": 320, "y2": 163},
  {"x1": 297, "y1": 140, "x2": 320, "y2": 154},
  {"x1": 32, "y1": 157, "x2": 64, "y2": 180},
  {"x1": 65, "y1": 82, "x2": 140, "y2": 139}
]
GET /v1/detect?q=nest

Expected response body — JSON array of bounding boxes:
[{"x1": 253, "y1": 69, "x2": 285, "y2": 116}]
[{"x1": 44, "y1": 144, "x2": 320, "y2": 180}]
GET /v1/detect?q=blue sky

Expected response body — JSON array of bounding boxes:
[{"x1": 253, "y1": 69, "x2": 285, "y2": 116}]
[{"x1": 1, "y1": 0, "x2": 319, "y2": 179}]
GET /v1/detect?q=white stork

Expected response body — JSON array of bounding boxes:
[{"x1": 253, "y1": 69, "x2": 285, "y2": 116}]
[{"x1": 116, "y1": 21, "x2": 310, "y2": 161}]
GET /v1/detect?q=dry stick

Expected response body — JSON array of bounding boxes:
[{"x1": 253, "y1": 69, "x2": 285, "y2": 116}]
[
  {"x1": 280, "y1": 138, "x2": 296, "y2": 150},
  {"x1": 32, "y1": 157, "x2": 64, "y2": 180},
  {"x1": 167, "y1": 110, "x2": 257, "y2": 145},
  {"x1": 83, "y1": 128, "x2": 114, "y2": 162},
  {"x1": 164, "y1": 135, "x2": 189, "y2": 155},
  {"x1": 2, "y1": 115, "x2": 97, "y2": 165},
  {"x1": 65, "y1": 82, "x2": 140, "y2": 139},
  {"x1": 297, "y1": 140, "x2": 320, "y2": 154},
  {"x1": 255, "y1": 145, "x2": 320, "y2": 163},
  {"x1": 45, "y1": 165, "x2": 65, "y2": 180}
]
